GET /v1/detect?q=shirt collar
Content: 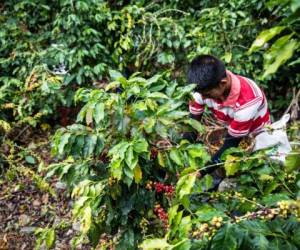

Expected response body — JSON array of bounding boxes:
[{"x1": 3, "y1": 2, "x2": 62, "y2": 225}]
[{"x1": 221, "y1": 70, "x2": 241, "y2": 107}]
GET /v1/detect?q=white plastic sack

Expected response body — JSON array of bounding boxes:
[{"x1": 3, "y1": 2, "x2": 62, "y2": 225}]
[{"x1": 253, "y1": 114, "x2": 292, "y2": 163}]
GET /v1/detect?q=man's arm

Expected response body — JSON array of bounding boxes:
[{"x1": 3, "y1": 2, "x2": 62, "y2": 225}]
[
  {"x1": 200, "y1": 133, "x2": 243, "y2": 175},
  {"x1": 211, "y1": 133, "x2": 242, "y2": 163},
  {"x1": 190, "y1": 113, "x2": 202, "y2": 121}
]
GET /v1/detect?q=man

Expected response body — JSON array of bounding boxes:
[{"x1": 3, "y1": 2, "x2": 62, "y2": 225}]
[{"x1": 186, "y1": 55, "x2": 271, "y2": 182}]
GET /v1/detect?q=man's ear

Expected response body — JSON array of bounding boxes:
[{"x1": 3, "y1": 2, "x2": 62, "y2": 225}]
[{"x1": 220, "y1": 78, "x2": 228, "y2": 86}]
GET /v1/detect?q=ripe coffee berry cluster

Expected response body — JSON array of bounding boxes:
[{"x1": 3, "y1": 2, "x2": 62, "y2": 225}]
[
  {"x1": 154, "y1": 182, "x2": 175, "y2": 197},
  {"x1": 154, "y1": 182, "x2": 165, "y2": 193},
  {"x1": 154, "y1": 204, "x2": 168, "y2": 229}
]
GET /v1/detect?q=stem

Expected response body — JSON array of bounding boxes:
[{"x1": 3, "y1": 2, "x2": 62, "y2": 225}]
[
  {"x1": 218, "y1": 192, "x2": 265, "y2": 208},
  {"x1": 170, "y1": 239, "x2": 188, "y2": 249},
  {"x1": 155, "y1": 9, "x2": 188, "y2": 18}
]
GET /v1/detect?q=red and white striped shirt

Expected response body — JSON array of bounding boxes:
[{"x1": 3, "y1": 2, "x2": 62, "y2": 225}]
[{"x1": 189, "y1": 71, "x2": 271, "y2": 137}]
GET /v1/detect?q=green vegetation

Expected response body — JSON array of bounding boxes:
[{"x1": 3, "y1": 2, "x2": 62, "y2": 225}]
[{"x1": 0, "y1": 0, "x2": 299, "y2": 249}]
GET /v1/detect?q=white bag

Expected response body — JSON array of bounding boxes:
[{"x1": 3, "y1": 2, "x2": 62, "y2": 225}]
[{"x1": 252, "y1": 114, "x2": 292, "y2": 163}]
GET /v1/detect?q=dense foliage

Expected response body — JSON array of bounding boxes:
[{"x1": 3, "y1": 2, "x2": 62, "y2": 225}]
[
  {"x1": 0, "y1": 0, "x2": 300, "y2": 249},
  {"x1": 46, "y1": 71, "x2": 300, "y2": 249}
]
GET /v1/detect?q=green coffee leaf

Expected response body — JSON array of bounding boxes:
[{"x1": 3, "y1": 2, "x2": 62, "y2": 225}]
[
  {"x1": 196, "y1": 205, "x2": 225, "y2": 221},
  {"x1": 143, "y1": 117, "x2": 156, "y2": 133},
  {"x1": 86, "y1": 106, "x2": 93, "y2": 125},
  {"x1": 170, "y1": 149, "x2": 184, "y2": 166},
  {"x1": 157, "y1": 151, "x2": 166, "y2": 168},
  {"x1": 125, "y1": 146, "x2": 138, "y2": 169},
  {"x1": 147, "y1": 92, "x2": 169, "y2": 99},
  {"x1": 291, "y1": 0, "x2": 300, "y2": 12},
  {"x1": 168, "y1": 205, "x2": 179, "y2": 226},
  {"x1": 165, "y1": 111, "x2": 189, "y2": 120},
  {"x1": 45, "y1": 229, "x2": 55, "y2": 249},
  {"x1": 109, "y1": 69, "x2": 123, "y2": 80},
  {"x1": 133, "y1": 138, "x2": 148, "y2": 153},
  {"x1": 183, "y1": 119, "x2": 205, "y2": 133},
  {"x1": 176, "y1": 173, "x2": 197, "y2": 200},
  {"x1": 248, "y1": 26, "x2": 286, "y2": 53},
  {"x1": 25, "y1": 155, "x2": 36, "y2": 164},
  {"x1": 133, "y1": 165, "x2": 142, "y2": 183},
  {"x1": 139, "y1": 238, "x2": 170, "y2": 250},
  {"x1": 94, "y1": 102, "x2": 105, "y2": 124},
  {"x1": 110, "y1": 159, "x2": 123, "y2": 180},
  {"x1": 124, "y1": 166, "x2": 134, "y2": 179},
  {"x1": 146, "y1": 74, "x2": 161, "y2": 86},
  {"x1": 58, "y1": 133, "x2": 71, "y2": 155},
  {"x1": 81, "y1": 206, "x2": 92, "y2": 234},
  {"x1": 261, "y1": 193, "x2": 290, "y2": 206},
  {"x1": 263, "y1": 37, "x2": 298, "y2": 78},
  {"x1": 83, "y1": 134, "x2": 97, "y2": 157},
  {"x1": 224, "y1": 155, "x2": 240, "y2": 176},
  {"x1": 211, "y1": 223, "x2": 238, "y2": 250},
  {"x1": 285, "y1": 150, "x2": 300, "y2": 172}
]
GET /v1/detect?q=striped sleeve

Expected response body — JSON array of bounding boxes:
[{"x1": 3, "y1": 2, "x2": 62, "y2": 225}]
[
  {"x1": 228, "y1": 97, "x2": 262, "y2": 137},
  {"x1": 189, "y1": 92, "x2": 205, "y2": 116}
]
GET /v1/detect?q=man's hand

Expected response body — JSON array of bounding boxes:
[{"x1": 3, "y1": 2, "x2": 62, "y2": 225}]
[
  {"x1": 190, "y1": 113, "x2": 202, "y2": 121},
  {"x1": 181, "y1": 131, "x2": 198, "y2": 143},
  {"x1": 211, "y1": 132, "x2": 243, "y2": 163}
]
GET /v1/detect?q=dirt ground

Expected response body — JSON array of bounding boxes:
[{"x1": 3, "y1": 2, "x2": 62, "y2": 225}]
[{"x1": 0, "y1": 128, "x2": 90, "y2": 250}]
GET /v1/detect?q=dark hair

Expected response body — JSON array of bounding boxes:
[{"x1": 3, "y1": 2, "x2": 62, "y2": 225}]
[{"x1": 187, "y1": 55, "x2": 226, "y2": 91}]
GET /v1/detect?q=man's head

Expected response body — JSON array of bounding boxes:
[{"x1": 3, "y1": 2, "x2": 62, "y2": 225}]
[{"x1": 188, "y1": 55, "x2": 230, "y2": 101}]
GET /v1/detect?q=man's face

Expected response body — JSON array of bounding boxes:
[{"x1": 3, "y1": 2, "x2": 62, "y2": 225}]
[{"x1": 200, "y1": 79, "x2": 230, "y2": 102}]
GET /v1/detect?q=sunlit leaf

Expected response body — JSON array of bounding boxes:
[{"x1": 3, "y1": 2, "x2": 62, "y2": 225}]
[
  {"x1": 168, "y1": 205, "x2": 179, "y2": 225},
  {"x1": 248, "y1": 26, "x2": 286, "y2": 53},
  {"x1": 81, "y1": 206, "x2": 92, "y2": 234},
  {"x1": 224, "y1": 155, "x2": 240, "y2": 176},
  {"x1": 176, "y1": 173, "x2": 197, "y2": 200},
  {"x1": 109, "y1": 69, "x2": 123, "y2": 80},
  {"x1": 147, "y1": 92, "x2": 169, "y2": 99},
  {"x1": 170, "y1": 149, "x2": 184, "y2": 166},
  {"x1": 133, "y1": 165, "x2": 142, "y2": 183},
  {"x1": 125, "y1": 146, "x2": 138, "y2": 169},
  {"x1": 110, "y1": 159, "x2": 123, "y2": 180},
  {"x1": 45, "y1": 229, "x2": 55, "y2": 249},
  {"x1": 165, "y1": 111, "x2": 189, "y2": 120},
  {"x1": 291, "y1": 0, "x2": 300, "y2": 12},
  {"x1": 263, "y1": 37, "x2": 298, "y2": 78},
  {"x1": 139, "y1": 238, "x2": 170, "y2": 250},
  {"x1": 157, "y1": 151, "x2": 166, "y2": 168},
  {"x1": 285, "y1": 150, "x2": 300, "y2": 172},
  {"x1": 85, "y1": 106, "x2": 94, "y2": 125}
]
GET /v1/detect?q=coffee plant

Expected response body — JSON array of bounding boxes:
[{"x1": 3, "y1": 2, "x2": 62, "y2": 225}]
[
  {"x1": 46, "y1": 71, "x2": 211, "y2": 248},
  {"x1": 46, "y1": 70, "x2": 300, "y2": 249}
]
